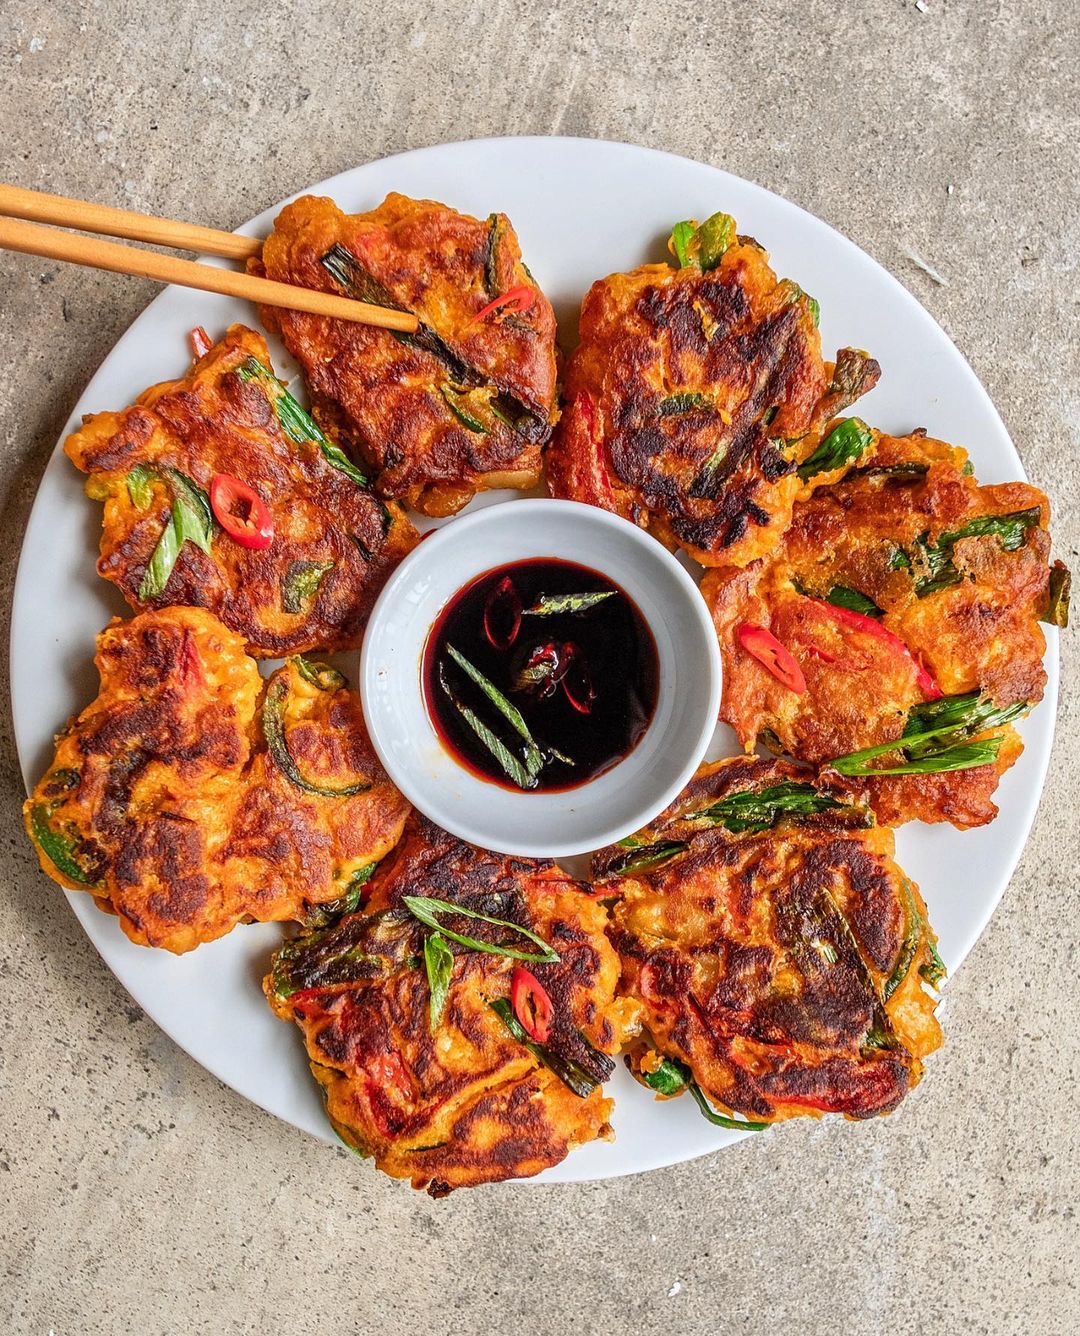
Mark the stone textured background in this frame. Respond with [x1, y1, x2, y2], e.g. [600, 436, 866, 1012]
[1, 3, 1077, 1333]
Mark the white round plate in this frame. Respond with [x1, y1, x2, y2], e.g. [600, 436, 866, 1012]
[11, 137, 1058, 1183]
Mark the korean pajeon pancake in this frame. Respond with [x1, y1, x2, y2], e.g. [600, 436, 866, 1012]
[702, 428, 1067, 828]
[595, 757, 944, 1125]
[266, 817, 633, 1195]
[65, 324, 417, 656]
[545, 210, 881, 566]
[23, 607, 410, 953]
[255, 193, 559, 517]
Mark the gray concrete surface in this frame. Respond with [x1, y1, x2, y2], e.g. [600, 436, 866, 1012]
[1, 2, 1077, 1333]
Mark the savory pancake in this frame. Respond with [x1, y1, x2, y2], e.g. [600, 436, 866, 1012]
[266, 817, 634, 1195]
[23, 608, 409, 953]
[545, 211, 881, 566]
[66, 324, 416, 656]
[702, 429, 1068, 827]
[255, 193, 559, 516]
[595, 757, 943, 1125]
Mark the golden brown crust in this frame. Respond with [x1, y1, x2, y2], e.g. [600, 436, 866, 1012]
[595, 758, 943, 1124]
[265, 817, 633, 1194]
[256, 193, 559, 514]
[545, 233, 876, 566]
[23, 608, 410, 953]
[703, 430, 1053, 827]
[65, 325, 416, 656]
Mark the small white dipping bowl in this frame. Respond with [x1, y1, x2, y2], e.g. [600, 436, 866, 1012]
[359, 499, 721, 858]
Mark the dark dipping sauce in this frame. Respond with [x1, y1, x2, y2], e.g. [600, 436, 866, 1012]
[422, 558, 659, 793]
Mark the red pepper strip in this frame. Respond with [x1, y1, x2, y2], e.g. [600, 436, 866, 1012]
[803, 644, 839, 665]
[177, 628, 204, 689]
[472, 284, 536, 324]
[209, 473, 274, 550]
[510, 965, 553, 1043]
[811, 600, 942, 699]
[483, 575, 522, 650]
[189, 326, 213, 359]
[736, 624, 807, 694]
[639, 962, 664, 1004]
[577, 392, 617, 507]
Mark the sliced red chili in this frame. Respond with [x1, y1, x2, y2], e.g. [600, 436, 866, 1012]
[189, 325, 213, 359]
[561, 646, 596, 714]
[515, 641, 572, 698]
[510, 965, 553, 1043]
[811, 601, 942, 699]
[473, 284, 536, 324]
[209, 473, 274, 550]
[736, 624, 807, 694]
[483, 575, 522, 650]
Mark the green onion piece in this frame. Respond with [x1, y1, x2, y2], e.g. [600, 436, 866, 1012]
[402, 895, 559, 964]
[440, 681, 536, 789]
[138, 469, 213, 601]
[796, 417, 873, 481]
[687, 1079, 768, 1131]
[126, 463, 156, 510]
[826, 348, 879, 414]
[294, 656, 346, 692]
[657, 392, 712, 416]
[685, 781, 852, 834]
[444, 646, 544, 776]
[488, 998, 599, 1098]
[270, 926, 388, 999]
[320, 243, 402, 309]
[282, 559, 334, 615]
[484, 214, 503, 296]
[807, 295, 821, 326]
[847, 461, 929, 481]
[670, 220, 695, 268]
[883, 881, 921, 1001]
[830, 692, 1027, 776]
[440, 384, 488, 433]
[27, 803, 101, 887]
[616, 835, 643, 850]
[920, 939, 947, 989]
[304, 863, 377, 928]
[696, 212, 735, 269]
[1044, 562, 1071, 628]
[423, 932, 455, 1033]
[604, 840, 688, 877]
[640, 1056, 689, 1097]
[833, 737, 1003, 777]
[825, 585, 884, 619]
[262, 675, 371, 798]
[522, 590, 615, 616]
[236, 357, 371, 488]
[913, 507, 1042, 596]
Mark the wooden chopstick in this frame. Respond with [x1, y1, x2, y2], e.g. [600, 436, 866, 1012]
[0, 183, 262, 261]
[0, 188, 419, 333]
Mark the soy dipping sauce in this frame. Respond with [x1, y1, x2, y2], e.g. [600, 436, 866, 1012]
[422, 559, 659, 793]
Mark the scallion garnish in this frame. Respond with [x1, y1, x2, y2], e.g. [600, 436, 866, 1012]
[911, 507, 1042, 596]
[444, 646, 544, 778]
[262, 674, 371, 798]
[423, 932, 454, 1033]
[402, 895, 559, 964]
[282, 559, 334, 614]
[138, 468, 214, 601]
[796, 417, 873, 481]
[685, 781, 854, 833]
[488, 998, 605, 1098]
[522, 591, 615, 616]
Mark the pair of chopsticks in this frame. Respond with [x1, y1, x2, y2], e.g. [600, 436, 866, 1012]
[0, 183, 418, 333]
